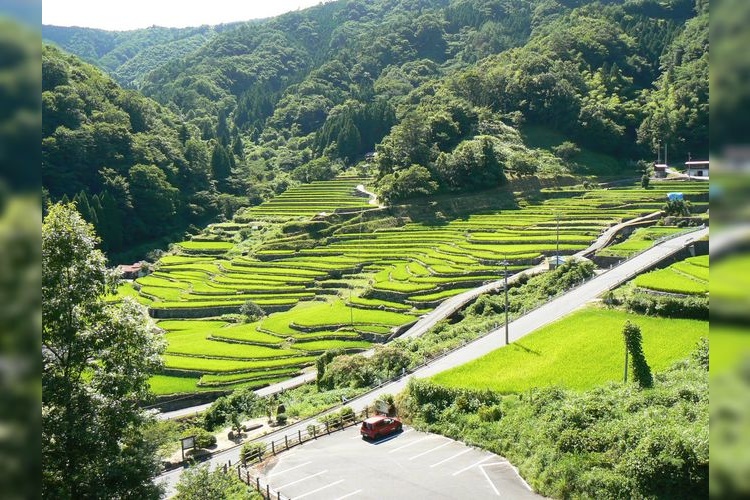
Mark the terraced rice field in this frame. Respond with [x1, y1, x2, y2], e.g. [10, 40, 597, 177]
[431, 307, 708, 392]
[634, 255, 709, 295]
[116, 176, 708, 395]
[596, 225, 688, 257]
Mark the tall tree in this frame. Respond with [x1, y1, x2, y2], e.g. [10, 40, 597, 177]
[42, 203, 166, 498]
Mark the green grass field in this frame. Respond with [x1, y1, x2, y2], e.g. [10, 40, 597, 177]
[431, 307, 707, 392]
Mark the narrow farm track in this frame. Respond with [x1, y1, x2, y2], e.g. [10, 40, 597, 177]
[157, 227, 707, 495]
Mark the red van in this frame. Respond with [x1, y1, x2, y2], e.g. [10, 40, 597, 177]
[360, 415, 402, 440]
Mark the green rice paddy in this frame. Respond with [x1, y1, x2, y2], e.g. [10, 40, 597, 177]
[118, 176, 708, 395]
[431, 307, 708, 392]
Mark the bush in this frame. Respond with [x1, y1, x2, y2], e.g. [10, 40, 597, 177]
[276, 413, 288, 425]
[478, 404, 503, 422]
[181, 427, 217, 449]
[623, 321, 653, 388]
[339, 406, 355, 421]
[239, 300, 265, 322]
[241, 442, 267, 464]
[623, 291, 708, 320]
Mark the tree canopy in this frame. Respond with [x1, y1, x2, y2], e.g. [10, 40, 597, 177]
[42, 202, 166, 498]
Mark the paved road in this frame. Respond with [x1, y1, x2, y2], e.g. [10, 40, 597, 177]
[157, 227, 707, 495]
[255, 425, 541, 500]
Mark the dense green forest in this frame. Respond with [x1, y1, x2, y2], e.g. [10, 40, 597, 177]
[43, 0, 708, 257]
[42, 23, 240, 88]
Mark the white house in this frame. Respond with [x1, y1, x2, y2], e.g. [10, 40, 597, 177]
[685, 160, 709, 178]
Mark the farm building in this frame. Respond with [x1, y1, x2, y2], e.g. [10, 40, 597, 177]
[547, 255, 566, 270]
[117, 261, 149, 279]
[685, 160, 709, 178]
[654, 163, 668, 178]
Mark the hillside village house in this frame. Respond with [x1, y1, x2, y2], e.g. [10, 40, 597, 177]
[117, 261, 149, 280]
[685, 160, 709, 178]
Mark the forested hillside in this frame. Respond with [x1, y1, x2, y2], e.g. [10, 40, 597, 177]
[42, 24, 239, 88]
[42, 45, 229, 258]
[43, 0, 708, 257]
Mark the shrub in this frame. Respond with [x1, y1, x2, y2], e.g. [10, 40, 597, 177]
[552, 141, 581, 160]
[623, 321, 653, 388]
[623, 291, 708, 320]
[276, 413, 288, 425]
[181, 427, 217, 449]
[240, 300, 266, 322]
[478, 404, 503, 422]
[241, 442, 267, 464]
[339, 406, 355, 421]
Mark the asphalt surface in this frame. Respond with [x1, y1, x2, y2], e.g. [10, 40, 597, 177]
[255, 425, 541, 500]
[158, 227, 707, 496]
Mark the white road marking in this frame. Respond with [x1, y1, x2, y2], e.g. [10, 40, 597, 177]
[430, 449, 471, 468]
[268, 461, 313, 477]
[479, 464, 500, 496]
[334, 489, 363, 500]
[452, 455, 493, 476]
[409, 441, 451, 460]
[294, 479, 345, 499]
[277, 470, 328, 490]
[388, 436, 432, 453]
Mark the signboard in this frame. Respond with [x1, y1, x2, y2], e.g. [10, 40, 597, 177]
[180, 435, 196, 460]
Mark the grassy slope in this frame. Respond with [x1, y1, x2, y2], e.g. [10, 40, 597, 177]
[432, 307, 707, 392]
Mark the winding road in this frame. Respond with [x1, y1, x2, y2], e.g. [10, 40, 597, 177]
[157, 226, 707, 495]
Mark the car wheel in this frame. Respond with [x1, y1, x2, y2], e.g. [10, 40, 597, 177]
[397, 424, 403, 432]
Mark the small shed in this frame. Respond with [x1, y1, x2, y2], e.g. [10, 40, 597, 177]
[653, 163, 668, 178]
[117, 261, 149, 280]
[547, 255, 566, 270]
[685, 160, 709, 178]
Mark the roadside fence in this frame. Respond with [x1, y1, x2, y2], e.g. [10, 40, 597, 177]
[229, 407, 374, 499]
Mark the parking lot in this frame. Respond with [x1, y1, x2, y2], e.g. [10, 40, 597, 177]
[255, 425, 542, 499]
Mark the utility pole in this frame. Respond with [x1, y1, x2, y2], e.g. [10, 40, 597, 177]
[503, 258, 509, 345]
[556, 214, 560, 262]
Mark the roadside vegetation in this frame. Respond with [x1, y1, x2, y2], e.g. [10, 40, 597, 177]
[397, 343, 708, 499]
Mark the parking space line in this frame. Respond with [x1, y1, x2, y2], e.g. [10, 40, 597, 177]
[333, 489, 363, 500]
[430, 449, 471, 468]
[479, 464, 500, 496]
[268, 461, 313, 477]
[409, 441, 451, 460]
[388, 435, 432, 453]
[277, 470, 327, 490]
[379, 428, 412, 445]
[452, 455, 493, 476]
[294, 479, 345, 499]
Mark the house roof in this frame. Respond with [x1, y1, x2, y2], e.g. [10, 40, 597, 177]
[118, 262, 143, 273]
[685, 160, 709, 166]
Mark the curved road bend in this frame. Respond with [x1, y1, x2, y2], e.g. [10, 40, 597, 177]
[158, 227, 707, 495]
[159, 211, 662, 420]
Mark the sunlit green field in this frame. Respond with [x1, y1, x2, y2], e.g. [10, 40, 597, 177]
[634, 255, 709, 295]
[431, 307, 708, 392]
[115, 177, 708, 395]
